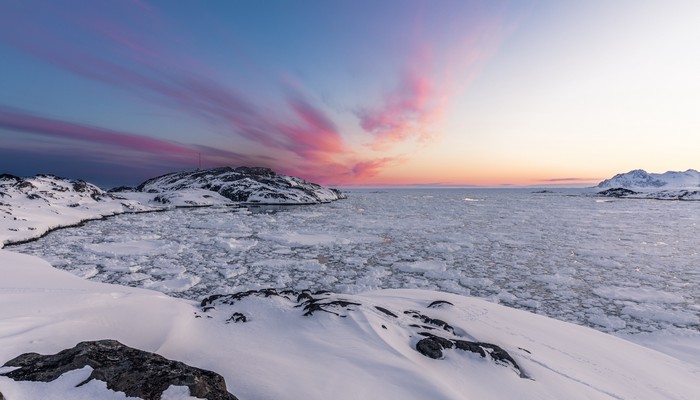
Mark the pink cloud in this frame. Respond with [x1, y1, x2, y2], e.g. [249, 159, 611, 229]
[356, 69, 445, 150]
[0, 107, 265, 169]
[356, 14, 508, 152]
[0, 5, 348, 170]
[275, 95, 346, 163]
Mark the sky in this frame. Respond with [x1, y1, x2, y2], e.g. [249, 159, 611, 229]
[1, 0, 699, 188]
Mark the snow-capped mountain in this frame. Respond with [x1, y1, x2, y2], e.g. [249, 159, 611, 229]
[597, 169, 700, 189]
[135, 167, 346, 205]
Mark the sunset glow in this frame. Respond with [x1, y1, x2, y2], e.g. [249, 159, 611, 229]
[1, 0, 698, 187]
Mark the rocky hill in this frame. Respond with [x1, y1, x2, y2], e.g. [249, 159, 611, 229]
[0, 174, 150, 247]
[134, 167, 346, 205]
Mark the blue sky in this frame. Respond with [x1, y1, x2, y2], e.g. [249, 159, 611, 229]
[1, 1, 698, 187]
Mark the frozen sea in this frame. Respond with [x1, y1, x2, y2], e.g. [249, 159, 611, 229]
[11, 189, 700, 336]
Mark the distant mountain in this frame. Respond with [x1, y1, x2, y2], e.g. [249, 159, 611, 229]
[597, 169, 700, 189]
[135, 167, 346, 205]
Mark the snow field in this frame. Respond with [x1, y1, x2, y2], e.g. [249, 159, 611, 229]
[2, 250, 700, 399]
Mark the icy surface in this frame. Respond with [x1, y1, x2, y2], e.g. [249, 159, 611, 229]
[11, 189, 700, 337]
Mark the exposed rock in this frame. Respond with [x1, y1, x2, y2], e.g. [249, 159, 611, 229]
[597, 188, 639, 198]
[0, 173, 22, 183]
[404, 310, 455, 334]
[416, 336, 450, 359]
[203, 288, 524, 378]
[202, 288, 361, 318]
[416, 333, 526, 378]
[647, 189, 700, 201]
[226, 312, 247, 323]
[375, 306, 398, 318]
[108, 185, 136, 193]
[427, 300, 454, 309]
[595, 187, 700, 201]
[135, 167, 346, 205]
[1, 339, 238, 400]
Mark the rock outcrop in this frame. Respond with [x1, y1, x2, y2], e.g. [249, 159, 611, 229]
[1, 339, 238, 400]
[200, 288, 526, 378]
[597, 188, 639, 198]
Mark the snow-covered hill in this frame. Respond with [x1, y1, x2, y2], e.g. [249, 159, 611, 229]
[595, 169, 700, 200]
[134, 167, 346, 205]
[1, 249, 699, 399]
[597, 169, 700, 189]
[0, 174, 152, 248]
[1, 168, 346, 247]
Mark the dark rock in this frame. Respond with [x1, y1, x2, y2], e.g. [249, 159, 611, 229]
[153, 195, 171, 204]
[404, 310, 454, 334]
[202, 289, 362, 318]
[1, 340, 238, 400]
[453, 339, 486, 357]
[427, 300, 454, 309]
[72, 180, 104, 201]
[597, 188, 639, 198]
[15, 181, 36, 192]
[416, 337, 448, 359]
[226, 312, 247, 323]
[415, 333, 526, 378]
[375, 306, 398, 318]
[109, 186, 135, 193]
[301, 299, 361, 317]
[0, 173, 22, 182]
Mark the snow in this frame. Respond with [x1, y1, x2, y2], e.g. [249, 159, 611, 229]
[136, 167, 344, 205]
[0, 366, 141, 400]
[0, 175, 153, 248]
[118, 189, 235, 208]
[597, 168, 700, 189]
[2, 249, 700, 399]
[2, 185, 700, 399]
